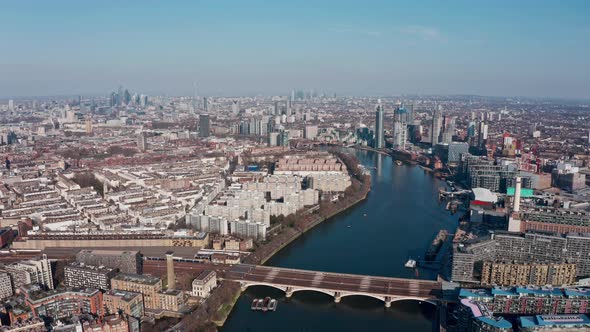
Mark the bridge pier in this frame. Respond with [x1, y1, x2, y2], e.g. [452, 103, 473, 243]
[385, 297, 392, 308]
[334, 292, 341, 303]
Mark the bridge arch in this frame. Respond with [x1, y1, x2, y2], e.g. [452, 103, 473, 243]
[338, 293, 386, 303]
[239, 282, 287, 293]
[389, 297, 437, 306]
[290, 288, 335, 298]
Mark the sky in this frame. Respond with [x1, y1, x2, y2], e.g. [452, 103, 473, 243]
[1, 0, 589, 99]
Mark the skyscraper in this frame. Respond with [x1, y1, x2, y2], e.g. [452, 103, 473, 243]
[199, 114, 210, 137]
[117, 86, 124, 106]
[286, 99, 292, 116]
[441, 116, 455, 144]
[374, 100, 384, 149]
[405, 103, 415, 124]
[203, 97, 208, 112]
[137, 132, 147, 152]
[231, 101, 239, 114]
[431, 105, 442, 145]
[392, 106, 408, 148]
[478, 121, 488, 148]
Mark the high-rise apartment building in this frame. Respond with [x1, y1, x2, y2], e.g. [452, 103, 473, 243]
[3, 255, 54, 290]
[199, 114, 210, 137]
[374, 101, 384, 149]
[64, 262, 117, 290]
[431, 105, 442, 145]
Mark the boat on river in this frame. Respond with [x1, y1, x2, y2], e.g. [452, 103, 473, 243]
[262, 297, 271, 312]
[268, 299, 278, 311]
[255, 299, 264, 310]
[404, 258, 417, 269]
[395, 160, 403, 166]
[251, 299, 259, 310]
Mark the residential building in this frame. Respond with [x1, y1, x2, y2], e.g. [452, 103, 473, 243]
[481, 262, 576, 287]
[374, 102, 384, 149]
[0, 271, 13, 300]
[23, 287, 103, 320]
[158, 289, 185, 312]
[77, 250, 142, 274]
[65, 262, 117, 290]
[111, 274, 162, 310]
[3, 255, 54, 290]
[103, 290, 144, 318]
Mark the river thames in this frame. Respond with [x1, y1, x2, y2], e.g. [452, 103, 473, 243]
[222, 149, 458, 331]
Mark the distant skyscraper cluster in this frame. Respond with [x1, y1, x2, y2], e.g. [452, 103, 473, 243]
[109, 86, 148, 107]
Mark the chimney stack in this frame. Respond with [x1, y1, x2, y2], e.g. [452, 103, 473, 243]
[166, 251, 176, 290]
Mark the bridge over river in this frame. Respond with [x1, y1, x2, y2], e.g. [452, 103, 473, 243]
[225, 264, 442, 307]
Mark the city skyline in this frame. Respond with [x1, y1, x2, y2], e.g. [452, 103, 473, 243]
[1, 0, 589, 99]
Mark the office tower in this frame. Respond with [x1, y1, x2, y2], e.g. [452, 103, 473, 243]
[291, 90, 295, 102]
[467, 121, 476, 137]
[137, 132, 147, 152]
[8, 99, 14, 111]
[441, 116, 455, 144]
[392, 106, 407, 148]
[374, 100, 384, 149]
[109, 92, 117, 107]
[478, 122, 488, 148]
[231, 100, 239, 114]
[203, 97, 208, 112]
[117, 86, 124, 106]
[274, 101, 280, 115]
[431, 106, 442, 145]
[405, 103, 415, 124]
[123, 89, 131, 105]
[286, 99, 292, 116]
[278, 130, 289, 147]
[199, 114, 210, 137]
[85, 118, 92, 134]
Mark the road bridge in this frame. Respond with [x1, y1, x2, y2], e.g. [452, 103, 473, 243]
[226, 264, 441, 307]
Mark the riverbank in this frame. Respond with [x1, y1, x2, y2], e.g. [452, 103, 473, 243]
[349, 144, 391, 156]
[211, 152, 371, 328]
[222, 148, 452, 332]
[213, 288, 242, 327]
[260, 182, 371, 265]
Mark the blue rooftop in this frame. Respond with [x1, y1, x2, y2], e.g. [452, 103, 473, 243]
[565, 288, 590, 298]
[477, 316, 512, 329]
[459, 289, 493, 299]
[519, 314, 590, 327]
[515, 287, 562, 297]
[491, 288, 518, 297]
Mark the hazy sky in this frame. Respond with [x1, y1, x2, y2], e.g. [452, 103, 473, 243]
[1, 0, 589, 98]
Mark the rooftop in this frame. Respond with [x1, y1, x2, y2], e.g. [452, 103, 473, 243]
[112, 273, 161, 286]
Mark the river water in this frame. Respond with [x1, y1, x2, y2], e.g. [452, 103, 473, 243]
[222, 149, 458, 332]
